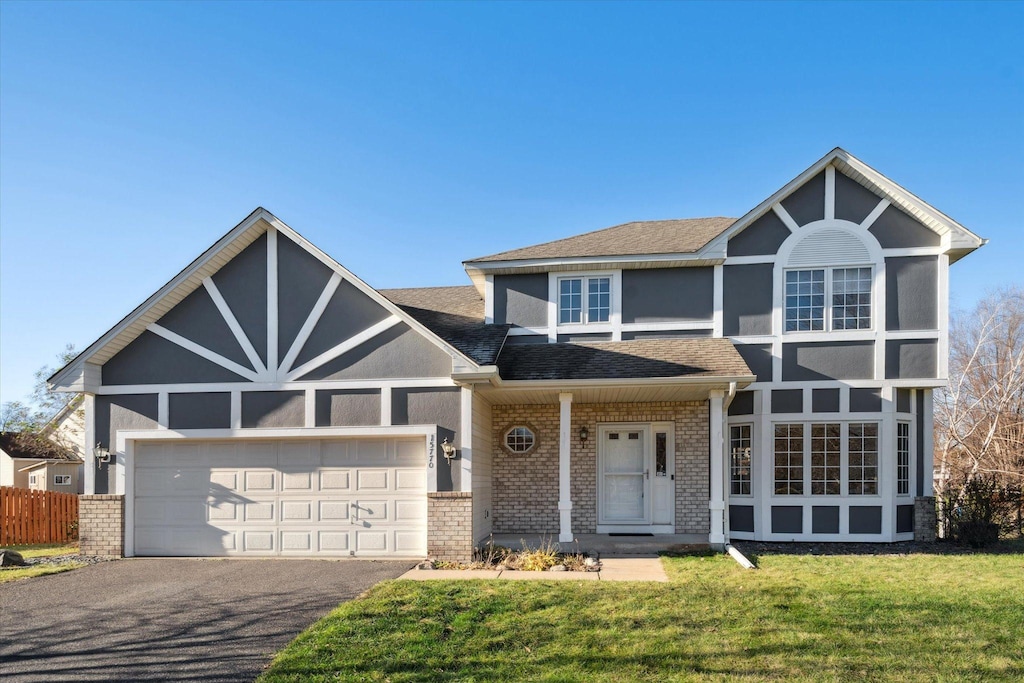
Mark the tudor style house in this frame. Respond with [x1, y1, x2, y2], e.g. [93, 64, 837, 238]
[50, 148, 984, 560]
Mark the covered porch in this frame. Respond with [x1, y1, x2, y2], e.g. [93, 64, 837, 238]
[465, 337, 756, 550]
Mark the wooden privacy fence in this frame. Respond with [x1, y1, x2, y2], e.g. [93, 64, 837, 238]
[0, 487, 79, 545]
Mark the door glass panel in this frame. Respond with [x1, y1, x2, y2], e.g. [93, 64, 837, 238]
[655, 433, 667, 476]
[605, 432, 643, 472]
[604, 475, 644, 520]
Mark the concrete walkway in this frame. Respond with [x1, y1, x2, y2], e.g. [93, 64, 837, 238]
[399, 556, 668, 582]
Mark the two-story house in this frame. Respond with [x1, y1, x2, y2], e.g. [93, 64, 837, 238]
[50, 148, 984, 560]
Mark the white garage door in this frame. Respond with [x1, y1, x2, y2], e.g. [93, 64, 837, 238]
[133, 438, 427, 557]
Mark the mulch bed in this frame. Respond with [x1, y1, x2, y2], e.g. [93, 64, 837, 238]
[733, 539, 1024, 558]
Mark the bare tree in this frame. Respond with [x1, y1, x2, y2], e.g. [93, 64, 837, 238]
[0, 344, 78, 433]
[935, 286, 1024, 535]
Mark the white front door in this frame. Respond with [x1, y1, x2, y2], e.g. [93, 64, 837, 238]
[598, 423, 675, 533]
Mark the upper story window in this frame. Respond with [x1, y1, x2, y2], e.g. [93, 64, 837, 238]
[558, 276, 610, 325]
[785, 266, 872, 332]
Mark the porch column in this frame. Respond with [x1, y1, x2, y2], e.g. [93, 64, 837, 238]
[558, 392, 573, 543]
[709, 390, 726, 546]
[83, 393, 96, 495]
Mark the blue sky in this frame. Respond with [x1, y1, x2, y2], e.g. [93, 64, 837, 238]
[1, 1, 1022, 407]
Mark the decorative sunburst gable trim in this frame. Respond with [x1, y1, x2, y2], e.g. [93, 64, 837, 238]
[706, 148, 986, 258]
[50, 208, 482, 393]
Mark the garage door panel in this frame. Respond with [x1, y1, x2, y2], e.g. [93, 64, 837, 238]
[395, 469, 425, 491]
[318, 470, 351, 491]
[243, 471, 275, 492]
[134, 438, 425, 557]
[281, 500, 312, 521]
[356, 469, 388, 491]
[282, 471, 312, 490]
[244, 501, 275, 521]
[319, 500, 352, 521]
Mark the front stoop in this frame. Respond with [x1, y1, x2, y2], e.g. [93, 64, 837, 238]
[427, 492, 474, 563]
[79, 495, 125, 557]
[399, 557, 667, 582]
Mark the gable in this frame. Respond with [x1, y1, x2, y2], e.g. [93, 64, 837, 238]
[52, 209, 478, 392]
[715, 148, 984, 259]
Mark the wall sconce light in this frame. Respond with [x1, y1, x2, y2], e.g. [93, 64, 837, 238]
[440, 438, 457, 465]
[579, 426, 589, 445]
[93, 444, 111, 466]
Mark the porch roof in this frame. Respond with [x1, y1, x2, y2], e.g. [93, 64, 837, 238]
[495, 338, 752, 381]
[475, 338, 755, 404]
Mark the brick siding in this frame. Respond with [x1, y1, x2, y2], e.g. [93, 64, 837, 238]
[79, 494, 124, 557]
[492, 401, 710, 536]
[428, 492, 474, 562]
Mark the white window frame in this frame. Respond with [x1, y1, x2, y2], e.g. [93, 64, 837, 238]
[896, 421, 911, 496]
[29, 474, 38, 486]
[54, 474, 72, 486]
[772, 420, 881, 497]
[784, 265, 874, 333]
[556, 274, 614, 327]
[730, 424, 753, 496]
[503, 425, 537, 455]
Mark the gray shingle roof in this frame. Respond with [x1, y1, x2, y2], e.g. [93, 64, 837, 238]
[466, 218, 736, 264]
[495, 338, 753, 381]
[378, 286, 509, 366]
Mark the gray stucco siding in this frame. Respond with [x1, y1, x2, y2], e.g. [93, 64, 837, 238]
[812, 388, 840, 413]
[211, 232, 268, 366]
[155, 286, 252, 369]
[728, 391, 754, 416]
[869, 205, 941, 248]
[276, 233, 335, 361]
[621, 268, 713, 323]
[735, 344, 773, 383]
[502, 335, 549, 346]
[291, 280, 392, 368]
[771, 506, 803, 534]
[315, 389, 381, 427]
[834, 171, 884, 225]
[885, 340, 938, 379]
[621, 329, 713, 340]
[727, 211, 791, 257]
[771, 389, 803, 414]
[812, 506, 840, 534]
[297, 324, 453, 381]
[782, 341, 874, 381]
[168, 392, 231, 430]
[780, 170, 825, 227]
[886, 257, 938, 331]
[729, 505, 754, 532]
[102, 331, 250, 385]
[849, 506, 883, 534]
[849, 388, 882, 412]
[392, 387, 461, 492]
[494, 274, 548, 328]
[95, 394, 159, 494]
[240, 391, 305, 428]
[723, 264, 773, 336]
[557, 332, 613, 343]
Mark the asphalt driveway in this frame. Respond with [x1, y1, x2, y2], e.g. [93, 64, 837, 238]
[0, 558, 413, 682]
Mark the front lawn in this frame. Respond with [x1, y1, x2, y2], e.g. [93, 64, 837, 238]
[260, 549, 1024, 682]
[0, 543, 85, 583]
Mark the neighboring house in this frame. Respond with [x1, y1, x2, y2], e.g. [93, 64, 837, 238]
[49, 148, 984, 560]
[0, 431, 83, 492]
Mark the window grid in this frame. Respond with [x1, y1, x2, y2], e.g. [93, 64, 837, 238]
[730, 424, 752, 495]
[785, 269, 825, 331]
[505, 426, 536, 454]
[587, 277, 610, 323]
[558, 278, 582, 324]
[54, 475, 71, 486]
[810, 423, 841, 495]
[848, 422, 879, 495]
[897, 422, 911, 496]
[832, 267, 872, 330]
[774, 424, 804, 495]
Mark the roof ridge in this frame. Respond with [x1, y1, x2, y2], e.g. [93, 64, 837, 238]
[465, 216, 737, 264]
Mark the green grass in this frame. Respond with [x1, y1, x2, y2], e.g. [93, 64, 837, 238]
[0, 543, 84, 583]
[260, 549, 1024, 682]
